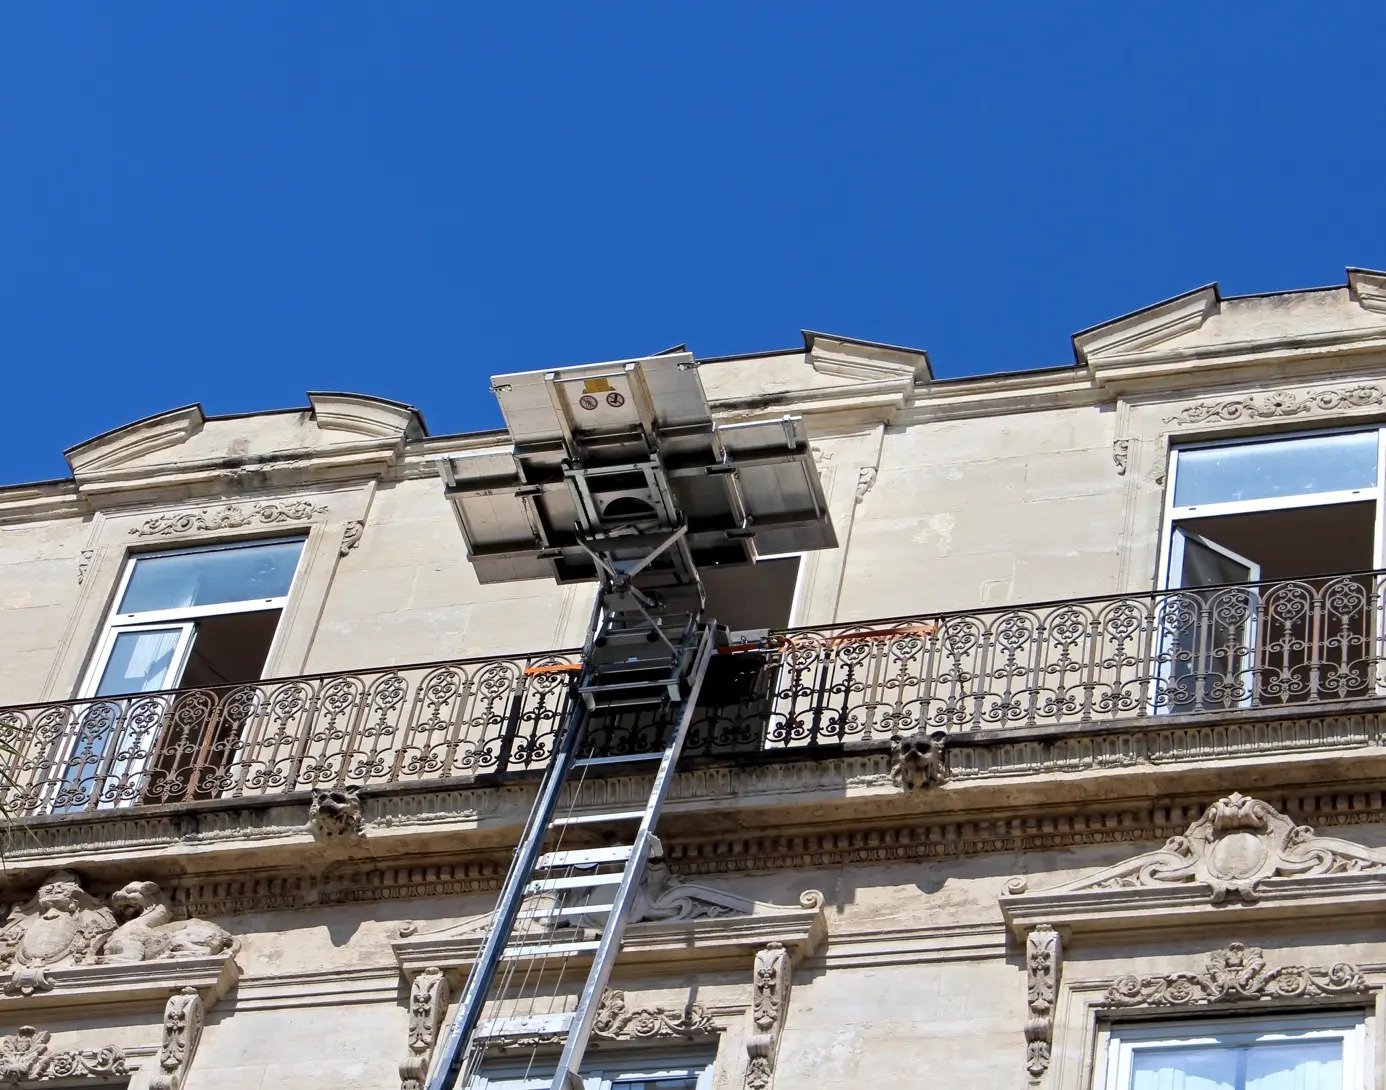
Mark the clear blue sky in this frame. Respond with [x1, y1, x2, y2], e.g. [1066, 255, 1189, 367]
[3, 4, 1385, 485]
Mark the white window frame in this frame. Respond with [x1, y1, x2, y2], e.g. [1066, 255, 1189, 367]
[1155, 426, 1386, 714]
[1099, 1012, 1369, 1090]
[78, 536, 307, 699]
[472, 1049, 714, 1090]
[50, 537, 308, 812]
[1158, 424, 1386, 594]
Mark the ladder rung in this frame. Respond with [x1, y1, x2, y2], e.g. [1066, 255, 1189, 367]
[535, 845, 633, 868]
[526, 871, 626, 894]
[573, 752, 667, 768]
[476, 1012, 574, 1039]
[550, 810, 648, 827]
[500, 939, 602, 960]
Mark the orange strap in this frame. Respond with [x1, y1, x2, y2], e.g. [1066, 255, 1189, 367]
[523, 662, 583, 676]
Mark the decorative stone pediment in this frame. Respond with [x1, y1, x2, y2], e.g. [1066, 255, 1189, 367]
[393, 871, 826, 979]
[1002, 793, 1386, 941]
[1058, 792, 1386, 904]
[65, 405, 206, 476]
[306, 392, 425, 440]
[0, 871, 238, 1007]
[1075, 284, 1220, 370]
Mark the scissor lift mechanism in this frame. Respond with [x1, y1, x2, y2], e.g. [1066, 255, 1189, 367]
[429, 353, 834, 1090]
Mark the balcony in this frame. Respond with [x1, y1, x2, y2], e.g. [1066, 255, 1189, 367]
[2, 569, 1383, 819]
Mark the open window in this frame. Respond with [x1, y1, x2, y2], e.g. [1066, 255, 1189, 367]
[1160, 427, 1385, 712]
[58, 537, 305, 808]
[1101, 1014, 1367, 1090]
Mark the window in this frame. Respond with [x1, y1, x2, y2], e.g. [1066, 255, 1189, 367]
[58, 538, 305, 807]
[1160, 426, 1386, 712]
[1102, 1016, 1367, 1090]
[474, 1054, 713, 1090]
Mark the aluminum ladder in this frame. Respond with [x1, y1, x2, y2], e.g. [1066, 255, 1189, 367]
[425, 608, 717, 1090]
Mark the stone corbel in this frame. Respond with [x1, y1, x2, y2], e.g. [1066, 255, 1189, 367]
[400, 967, 450, 1090]
[1024, 925, 1061, 1085]
[744, 942, 791, 1090]
[149, 987, 204, 1090]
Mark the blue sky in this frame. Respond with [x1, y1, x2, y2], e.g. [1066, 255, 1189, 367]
[3, 4, 1385, 485]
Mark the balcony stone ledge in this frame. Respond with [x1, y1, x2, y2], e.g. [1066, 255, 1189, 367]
[5, 704, 1386, 912]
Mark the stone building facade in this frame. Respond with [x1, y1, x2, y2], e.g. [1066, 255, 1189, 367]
[2, 269, 1386, 1088]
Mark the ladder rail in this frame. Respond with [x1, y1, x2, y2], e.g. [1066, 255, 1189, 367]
[550, 625, 716, 1090]
[423, 595, 605, 1090]
[423, 693, 585, 1090]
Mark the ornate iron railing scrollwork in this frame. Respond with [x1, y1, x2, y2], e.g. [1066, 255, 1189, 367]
[0, 569, 1382, 816]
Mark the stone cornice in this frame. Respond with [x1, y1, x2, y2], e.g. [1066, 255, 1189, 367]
[0, 956, 239, 1017]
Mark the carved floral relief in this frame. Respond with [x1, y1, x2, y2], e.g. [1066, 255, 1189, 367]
[0, 1026, 127, 1085]
[1104, 943, 1368, 1008]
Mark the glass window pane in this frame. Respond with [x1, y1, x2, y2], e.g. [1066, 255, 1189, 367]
[1245, 1038, 1341, 1090]
[1174, 431, 1378, 508]
[119, 539, 304, 614]
[1132, 1044, 1239, 1090]
[94, 627, 185, 696]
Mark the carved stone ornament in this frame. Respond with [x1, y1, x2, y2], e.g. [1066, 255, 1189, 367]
[150, 986, 205, 1090]
[0, 871, 236, 995]
[309, 786, 366, 840]
[0, 1025, 127, 1084]
[0, 872, 116, 995]
[1025, 925, 1061, 1084]
[1104, 942, 1368, 1008]
[340, 518, 365, 556]
[854, 466, 877, 504]
[745, 942, 790, 1090]
[487, 989, 719, 1052]
[1163, 383, 1386, 426]
[129, 500, 327, 538]
[1111, 439, 1131, 475]
[104, 881, 237, 964]
[1054, 792, 1386, 904]
[400, 967, 449, 1090]
[592, 989, 717, 1041]
[890, 730, 949, 791]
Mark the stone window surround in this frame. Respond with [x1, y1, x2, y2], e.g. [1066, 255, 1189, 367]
[1057, 965, 1382, 1090]
[1003, 790, 1386, 1089]
[43, 483, 375, 703]
[1110, 380, 1386, 592]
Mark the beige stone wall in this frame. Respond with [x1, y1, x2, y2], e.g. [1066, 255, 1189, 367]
[0, 512, 91, 705]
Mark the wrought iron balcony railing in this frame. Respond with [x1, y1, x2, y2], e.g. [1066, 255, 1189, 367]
[2, 569, 1383, 817]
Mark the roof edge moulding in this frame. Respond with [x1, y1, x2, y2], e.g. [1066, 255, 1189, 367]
[1072, 284, 1221, 377]
[306, 391, 427, 440]
[802, 329, 933, 384]
[1076, 268, 1386, 397]
[1347, 267, 1386, 314]
[65, 404, 208, 476]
